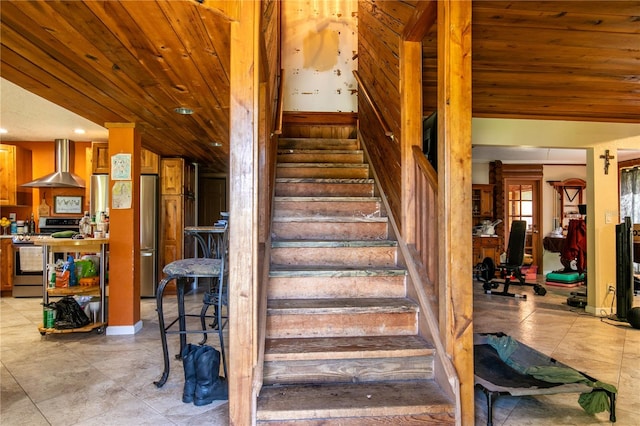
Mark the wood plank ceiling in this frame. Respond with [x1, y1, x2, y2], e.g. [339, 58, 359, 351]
[0, 0, 231, 172]
[423, 1, 640, 122]
[1, 1, 638, 173]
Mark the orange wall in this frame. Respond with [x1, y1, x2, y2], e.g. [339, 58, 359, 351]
[4, 141, 91, 224]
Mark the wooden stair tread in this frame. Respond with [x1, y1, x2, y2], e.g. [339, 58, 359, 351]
[274, 196, 380, 202]
[271, 239, 397, 248]
[279, 137, 357, 142]
[257, 380, 454, 421]
[267, 298, 417, 314]
[269, 266, 406, 277]
[277, 163, 369, 168]
[277, 149, 363, 154]
[276, 177, 374, 184]
[265, 335, 434, 361]
[272, 215, 388, 223]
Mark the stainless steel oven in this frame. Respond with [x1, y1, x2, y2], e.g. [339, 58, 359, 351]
[13, 241, 43, 297]
[12, 217, 80, 297]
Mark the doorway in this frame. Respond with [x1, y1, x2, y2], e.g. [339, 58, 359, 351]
[198, 175, 227, 226]
[505, 180, 541, 267]
[491, 162, 543, 270]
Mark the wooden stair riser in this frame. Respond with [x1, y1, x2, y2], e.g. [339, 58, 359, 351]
[276, 164, 370, 179]
[262, 355, 434, 385]
[256, 381, 455, 424]
[277, 150, 364, 164]
[257, 413, 455, 425]
[266, 311, 418, 339]
[275, 179, 375, 197]
[278, 138, 360, 151]
[270, 245, 397, 268]
[268, 275, 406, 299]
[273, 198, 382, 218]
[272, 221, 388, 240]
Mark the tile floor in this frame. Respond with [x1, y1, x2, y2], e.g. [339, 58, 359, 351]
[0, 290, 229, 425]
[1, 280, 638, 425]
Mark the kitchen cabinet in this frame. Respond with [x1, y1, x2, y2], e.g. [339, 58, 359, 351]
[472, 184, 494, 220]
[91, 142, 110, 174]
[140, 148, 160, 174]
[159, 158, 196, 284]
[34, 237, 109, 334]
[0, 144, 33, 206]
[473, 236, 502, 268]
[91, 142, 160, 174]
[0, 238, 13, 295]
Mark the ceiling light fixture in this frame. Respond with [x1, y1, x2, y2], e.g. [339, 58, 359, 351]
[174, 107, 194, 115]
[74, 128, 86, 134]
[0, 128, 7, 134]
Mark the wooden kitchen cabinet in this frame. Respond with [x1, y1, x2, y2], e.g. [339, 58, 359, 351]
[0, 144, 33, 206]
[91, 142, 110, 174]
[473, 236, 502, 267]
[159, 158, 196, 281]
[140, 148, 159, 174]
[0, 238, 14, 295]
[472, 184, 494, 220]
[91, 142, 159, 174]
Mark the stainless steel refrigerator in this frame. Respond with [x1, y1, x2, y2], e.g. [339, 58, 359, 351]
[90, 174, 158, 297]
[139, 174, 158, 297]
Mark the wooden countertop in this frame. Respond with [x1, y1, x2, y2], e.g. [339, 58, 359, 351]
[33, 237, 109, 252]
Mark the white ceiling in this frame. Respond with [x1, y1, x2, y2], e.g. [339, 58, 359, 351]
[1, 77, 638, 163]
[0, 78, 108, 143]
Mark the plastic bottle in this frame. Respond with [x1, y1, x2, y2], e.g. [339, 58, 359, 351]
[80, 211, 92, 236]
[47, 264, 56, 289]
[10, 219, 17, 235]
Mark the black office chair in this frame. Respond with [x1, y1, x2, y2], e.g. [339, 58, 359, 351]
[476, 220, 546, 298]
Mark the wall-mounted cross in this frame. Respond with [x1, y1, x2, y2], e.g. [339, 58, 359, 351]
[599, 149, 614, 175]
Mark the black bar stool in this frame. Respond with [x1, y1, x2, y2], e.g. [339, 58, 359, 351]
[154, 256, 228, 388]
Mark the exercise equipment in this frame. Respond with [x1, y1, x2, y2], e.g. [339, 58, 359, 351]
[475, 220, 546, 298]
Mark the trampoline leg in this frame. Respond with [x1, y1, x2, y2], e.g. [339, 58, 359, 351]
[609, 391, 616, 422]
[483, 388, 497, 426]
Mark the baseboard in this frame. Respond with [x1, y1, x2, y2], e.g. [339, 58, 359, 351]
[106, 320, 143, 335]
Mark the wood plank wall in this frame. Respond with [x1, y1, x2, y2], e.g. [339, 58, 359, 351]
[357, 0, 419, 227]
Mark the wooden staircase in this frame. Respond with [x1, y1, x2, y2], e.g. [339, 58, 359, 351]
[256, 136, 455, 424]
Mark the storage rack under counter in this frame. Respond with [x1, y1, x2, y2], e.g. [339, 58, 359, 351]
[33, 237, 109, 335]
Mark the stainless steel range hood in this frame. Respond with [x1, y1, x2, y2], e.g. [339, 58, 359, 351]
[22, 139, 85, 188]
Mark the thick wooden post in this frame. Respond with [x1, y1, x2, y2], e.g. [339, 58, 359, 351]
[104, 123, 141, 335]
[437, 1, 474, 424]
[228, 1, 259, 424]
[400, 40, 422, 244]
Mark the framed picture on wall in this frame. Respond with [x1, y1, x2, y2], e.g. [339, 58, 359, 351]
[54, 196, 83, 214]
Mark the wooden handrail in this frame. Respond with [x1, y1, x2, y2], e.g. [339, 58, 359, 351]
[412, 145, 438, 189]
[271, 69, 284, 136]
[352, 71, 394, 140]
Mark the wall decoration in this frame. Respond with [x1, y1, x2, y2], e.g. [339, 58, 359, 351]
[54, 196, 83, 214]
[111, 153, 132, 180]
[112, 181, 132, 209]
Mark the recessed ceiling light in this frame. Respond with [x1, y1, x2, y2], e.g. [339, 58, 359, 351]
[74, 128, 86, 134]
[174, 107, 194, 115]
[0, 128, 7, 134]
[209, 142, 222, 147]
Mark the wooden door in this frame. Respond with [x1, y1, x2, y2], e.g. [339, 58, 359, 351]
[198, 176, 227, 226]
[504, 180, 542, 267]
